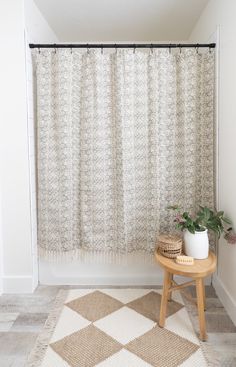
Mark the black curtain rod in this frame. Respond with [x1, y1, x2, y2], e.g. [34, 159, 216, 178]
[29, 43, 216, 49]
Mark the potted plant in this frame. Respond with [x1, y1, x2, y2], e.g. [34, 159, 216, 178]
[167, 205, 235, 259]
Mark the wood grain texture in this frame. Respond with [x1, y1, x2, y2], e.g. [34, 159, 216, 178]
[159, 270, 172, 327]
[155, 250, 217, 278]
[196, 278, 207, 341]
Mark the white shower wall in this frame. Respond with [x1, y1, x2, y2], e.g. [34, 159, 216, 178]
[24, 0, 57, 289]
[25, 35, 38, 290]
[24, 0, 58, 291]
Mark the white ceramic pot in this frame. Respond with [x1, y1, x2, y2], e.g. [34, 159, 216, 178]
[183, 229, 209, 259]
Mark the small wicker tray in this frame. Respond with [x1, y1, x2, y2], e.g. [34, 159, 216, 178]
[157, 234, 182, 258]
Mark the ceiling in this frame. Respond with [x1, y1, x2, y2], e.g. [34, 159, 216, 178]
[34, 0, 209, 42]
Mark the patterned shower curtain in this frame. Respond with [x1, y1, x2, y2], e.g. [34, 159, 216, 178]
[33, 48, 215, 261]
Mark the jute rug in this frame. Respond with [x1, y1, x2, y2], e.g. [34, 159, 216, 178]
[25, 289, 218, 367]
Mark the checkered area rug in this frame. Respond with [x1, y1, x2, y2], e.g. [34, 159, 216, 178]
[27, 289, 209, 367]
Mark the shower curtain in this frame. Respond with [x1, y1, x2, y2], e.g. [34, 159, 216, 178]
[34, 48, 215, 261]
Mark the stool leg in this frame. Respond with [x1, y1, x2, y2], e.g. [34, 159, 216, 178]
[202, 279, 206, 311]
[168, 273, 173, 301]
[196, 278, 207, 341]
[159, 270, 172, 327]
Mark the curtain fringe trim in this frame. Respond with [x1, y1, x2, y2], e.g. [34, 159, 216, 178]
[25, 289, 68, 367]
[38, 247, 155, 265]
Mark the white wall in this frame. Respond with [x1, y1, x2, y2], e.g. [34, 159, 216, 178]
[0, 191, 3, 295]
[0, 0, 33, 293]
[24, 0, 58, 292]
[24, 0, 58, 43]
[0, 0, 57, 294]
[190, 0, 236, 324]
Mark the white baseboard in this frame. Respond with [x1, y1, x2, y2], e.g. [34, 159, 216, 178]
[2, 273, 211, 292]
[2, 275, 37, 294]
[213, 274, 236, 326]
[39, 274, 212, 286]
[40, 275, 164, 286]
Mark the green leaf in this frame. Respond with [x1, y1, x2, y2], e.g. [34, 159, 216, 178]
[183, 212, 189, 220]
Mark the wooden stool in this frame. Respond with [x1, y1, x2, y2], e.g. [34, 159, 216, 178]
[155, 250, 217, 341]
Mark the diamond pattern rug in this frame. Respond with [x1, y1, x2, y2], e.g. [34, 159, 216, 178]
[26, 289, 209, 367]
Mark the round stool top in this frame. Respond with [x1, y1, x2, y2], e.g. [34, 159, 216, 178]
[155, 250, 217, 278]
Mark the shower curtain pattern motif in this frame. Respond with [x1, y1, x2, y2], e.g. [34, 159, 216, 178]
[34, 49, 214, 259]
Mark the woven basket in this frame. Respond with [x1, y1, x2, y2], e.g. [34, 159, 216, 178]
[157, 234, 182, 258]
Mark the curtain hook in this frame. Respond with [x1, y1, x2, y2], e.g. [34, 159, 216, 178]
[133, 44, 136, 54]
[169, 43, 171, 54]
[115, 43, 117, 54]
[196, 44, 199, 55]
[209, 45, 212, 54]
[101, 44, 103, 54]
[179, 44, 182, 54]
[87, 43, 89, 54]
[38, 47, 40, 54]
[150, 43, 153, 54]
[70, 47, 72, 54]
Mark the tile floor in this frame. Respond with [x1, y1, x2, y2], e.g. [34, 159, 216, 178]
[0, 285, 235, 367]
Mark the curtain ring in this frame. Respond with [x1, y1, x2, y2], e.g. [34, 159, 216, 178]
[101, 45, 103, 54]
[196, 44, 199, 55]
[209, 46, 212, 54]
[179, 44, 182, 54]
[150, 43, 153, 54]
[115, 43, 117, 54]
[38, 47, 40, 54]
[70, 47, 72, 54]
[133, 44, 136, 54]
[87, 43, 89, 54]
[169, 43, 171, 54]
